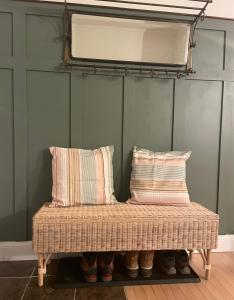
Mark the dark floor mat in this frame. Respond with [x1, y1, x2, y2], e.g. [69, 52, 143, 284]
[54, 255, 200, 289]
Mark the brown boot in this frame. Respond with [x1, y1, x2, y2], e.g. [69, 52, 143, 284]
[80, 252, 97, 283]
[140, 251, 154, 278]
[98, 252, 115, 282]
[125, 251, 139, 278]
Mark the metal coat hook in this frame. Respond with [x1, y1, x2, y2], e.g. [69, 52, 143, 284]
[63, 62, 194, 78]
[201, 12, 206, 21]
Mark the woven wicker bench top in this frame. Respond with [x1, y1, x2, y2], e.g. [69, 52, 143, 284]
[34, 202, 218, 222]
[33, 202, 219, 253]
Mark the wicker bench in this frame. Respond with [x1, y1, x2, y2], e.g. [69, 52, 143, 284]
[32, 202, 219, 286]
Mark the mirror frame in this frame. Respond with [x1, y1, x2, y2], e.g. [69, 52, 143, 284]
[63, 10, 193, 75]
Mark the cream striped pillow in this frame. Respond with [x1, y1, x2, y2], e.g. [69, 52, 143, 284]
[50, 146, 117, 206]
[128, 147, 191, 206]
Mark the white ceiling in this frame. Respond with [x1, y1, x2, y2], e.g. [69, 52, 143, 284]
[37, 0, 234, 20]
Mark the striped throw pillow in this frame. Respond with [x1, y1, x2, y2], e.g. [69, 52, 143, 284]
[128, 147, 191, 206]
[50, 146, 117, 206]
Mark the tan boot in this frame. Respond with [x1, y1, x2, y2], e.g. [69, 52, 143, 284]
[125, 251, 139, 278]
[140, 251, 154, 278]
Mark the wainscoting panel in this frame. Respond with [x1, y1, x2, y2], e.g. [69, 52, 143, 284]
[26, 14, 63, 60]
[0, 12, 13, 57]
[219, 82, 234, 234]
[71, 73, 123, 199]
[193, 29, 225, 71]
[173, 80, 222, 211]
[0, 0, 234, 239]
[0, 69, 14, 240]
[27, 70, 70, 236]
[225, 31, 234, 71]
[123, 77, 174, 199]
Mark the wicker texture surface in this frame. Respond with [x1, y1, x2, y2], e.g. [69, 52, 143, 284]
[33, 202, 219, 253]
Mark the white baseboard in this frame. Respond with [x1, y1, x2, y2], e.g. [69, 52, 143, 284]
[0, 235, 233, 261]
[214, 234, 234, 252]
[0, 241, 36, 261]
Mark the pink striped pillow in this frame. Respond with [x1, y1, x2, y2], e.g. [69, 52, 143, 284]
[128, 147, 191, 206]
[50, 146, 117, 207]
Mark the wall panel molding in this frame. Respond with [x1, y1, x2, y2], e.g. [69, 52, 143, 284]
[218, 81, 234, 234]
[193, 29, 225, 71]
[11, 10, 28, 240]
[225, 31, 234, 71]
[0, 69, 14, 240]
[26, 14, 63, 60]
[71, 73, 123, 199]
[26, 70, 70, 237]
[123, 77, 174, 200]
[0, 1, 234, 240]
[173, 80, 222, 211]
[0, 12, 13, 57]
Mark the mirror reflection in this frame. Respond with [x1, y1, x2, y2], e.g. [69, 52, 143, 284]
[71, 14, 191, 66]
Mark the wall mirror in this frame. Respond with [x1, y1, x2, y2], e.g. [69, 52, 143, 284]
[71, 13, 191, 66]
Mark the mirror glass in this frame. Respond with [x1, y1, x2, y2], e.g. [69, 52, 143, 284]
[71, 14, 191, 66]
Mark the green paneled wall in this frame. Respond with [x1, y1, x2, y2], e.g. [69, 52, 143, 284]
[0, 69, 14, 240]
[0, 0, 234, 240]
[174, 80, 222, 211]
[219, 82, 234, 234]
[27, 71, 70, 236]
[123, 78, 174, 199]
[71, 74, 123, 197]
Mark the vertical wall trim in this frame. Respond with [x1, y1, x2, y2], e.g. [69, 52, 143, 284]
[121, 75, 125, 200]
[216, 80, 224, 214]
[69, 72, 71, 147]
[26, 70, 29, 240]
[11, 12, 14, 57]
[13, 10, 28, 240]
[171, 78, 176, 151]
[223, 31, 227, 70]
[11, 69, 15, 215]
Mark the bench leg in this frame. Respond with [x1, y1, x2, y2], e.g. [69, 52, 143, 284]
[198, 249, 211, 280]
[38, 253, 52, 287]
[38, 254, 44, 287]
[205, 249, 211, 280]
[189, 249, 194, 260]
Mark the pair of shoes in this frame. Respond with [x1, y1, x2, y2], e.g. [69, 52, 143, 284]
[81, 252, 114, 282]
[156, 250, 191, 275]
[125, 251, 154, 278]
